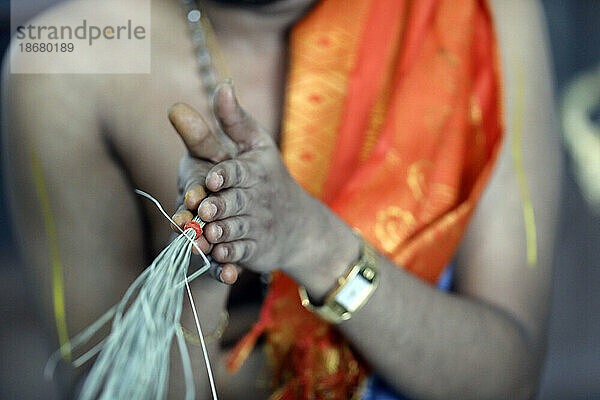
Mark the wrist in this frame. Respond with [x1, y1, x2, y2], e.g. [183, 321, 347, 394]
[283, 202, 361, 302]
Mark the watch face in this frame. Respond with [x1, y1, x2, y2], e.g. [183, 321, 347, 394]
[335, 275, 371, 311]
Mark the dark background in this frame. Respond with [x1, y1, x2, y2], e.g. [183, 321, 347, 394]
[0, 1, 598, 399]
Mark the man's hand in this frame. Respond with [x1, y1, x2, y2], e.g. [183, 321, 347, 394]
[169, 84, 360, 298]
[171, 83, 357, 290]
[169, 101, 241, 284]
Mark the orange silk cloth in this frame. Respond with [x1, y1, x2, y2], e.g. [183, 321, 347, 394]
[227, 0, 503, 399]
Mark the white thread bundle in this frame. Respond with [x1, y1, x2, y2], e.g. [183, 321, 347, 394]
[45, 190, 218, 400]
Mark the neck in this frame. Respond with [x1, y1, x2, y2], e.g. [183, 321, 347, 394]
[198, 0, 317, 37]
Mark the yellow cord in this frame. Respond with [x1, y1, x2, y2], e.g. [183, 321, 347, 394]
[30, 148, 71, 359]
[511, 65, 538, 267]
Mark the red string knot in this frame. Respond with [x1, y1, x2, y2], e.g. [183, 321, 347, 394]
[184, 221, 203, 240]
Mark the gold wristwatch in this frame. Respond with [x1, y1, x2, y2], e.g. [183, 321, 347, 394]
[298, 235, 379, 324]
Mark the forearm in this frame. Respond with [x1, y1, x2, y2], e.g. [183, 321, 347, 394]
[344, 259, 536, 400]
[287, 212, 538, 400]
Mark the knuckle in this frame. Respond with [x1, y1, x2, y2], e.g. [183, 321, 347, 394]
[215, 244, 229, 262]
[229, 243, 243, 262]
[233, 189, 245, 213]
[222, 243, 238, 262]
[189, 129, 211, 150]
[219, 221, 231, 241]
[183, 179, 199, 194]
[238, 218, 250, 237]
[234, 160, 244, 185]
[241, 241, 255, 262]
[227, 244, 236, 261]
[215, 197, 226, 217]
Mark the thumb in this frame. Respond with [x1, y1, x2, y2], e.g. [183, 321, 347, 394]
[212, 81, 267, 150]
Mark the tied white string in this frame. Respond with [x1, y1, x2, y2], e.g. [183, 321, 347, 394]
[135, 189, 218, 400]
[184, 277, 218, 400]
[45, 190, 219, 400]
[134, 189, 206, 257]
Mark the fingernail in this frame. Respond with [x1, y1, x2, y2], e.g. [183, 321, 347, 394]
[210, 172, 224, 190]
[215, 265, 224, 282]
[214, 225, 223, 240]
[222, 246, 229, 258]
[220, 266, 236, 285]
[203, 202, 217, 219]
[172, 212, 182, 224]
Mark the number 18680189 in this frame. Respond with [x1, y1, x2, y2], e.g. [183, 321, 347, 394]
[19, 42, 74, 53]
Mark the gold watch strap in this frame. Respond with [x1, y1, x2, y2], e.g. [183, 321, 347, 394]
[298, 235, 379, 324]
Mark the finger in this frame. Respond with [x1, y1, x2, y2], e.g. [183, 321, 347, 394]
[172, 204, 193, 232]
[184, 184, 207, 211]
[198, 188, 252, 222]
[171, 207, 211, 253]
[178, 156, 211, 209]
[212, 83, 268, 149]
[191, 234, 212, 255]
[168, 103, 231, 162]
[219, 263, 239, 285]
[205, 159, 261, 192]
[206, 262, 240, 285]
[178, 155, 211, 190]
[190, 252, 221, 281]
[212, 240, 257, 265]
[169, 229, 210, 257]
[204, 216, 253, 244]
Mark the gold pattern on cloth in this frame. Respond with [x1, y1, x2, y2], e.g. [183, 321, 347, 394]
[358, 16, 406, 163]
[360, 96, 388, 162]
[227, 1, 506, 399]
[280, 1, 370, 198]
[407, 160, 433, 201]
[424, 105, 452, 135]
[329, 0, 488, 285]
[375, 207, 417, 253]
[322, 347, 340, 375]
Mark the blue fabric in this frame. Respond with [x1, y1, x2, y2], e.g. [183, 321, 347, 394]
[363, 375, 408, 400]
[362, 264, 454, 400]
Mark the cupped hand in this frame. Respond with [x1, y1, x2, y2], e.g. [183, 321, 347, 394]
[171, 83, 326, 280]
[168, 102, 240, 284]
